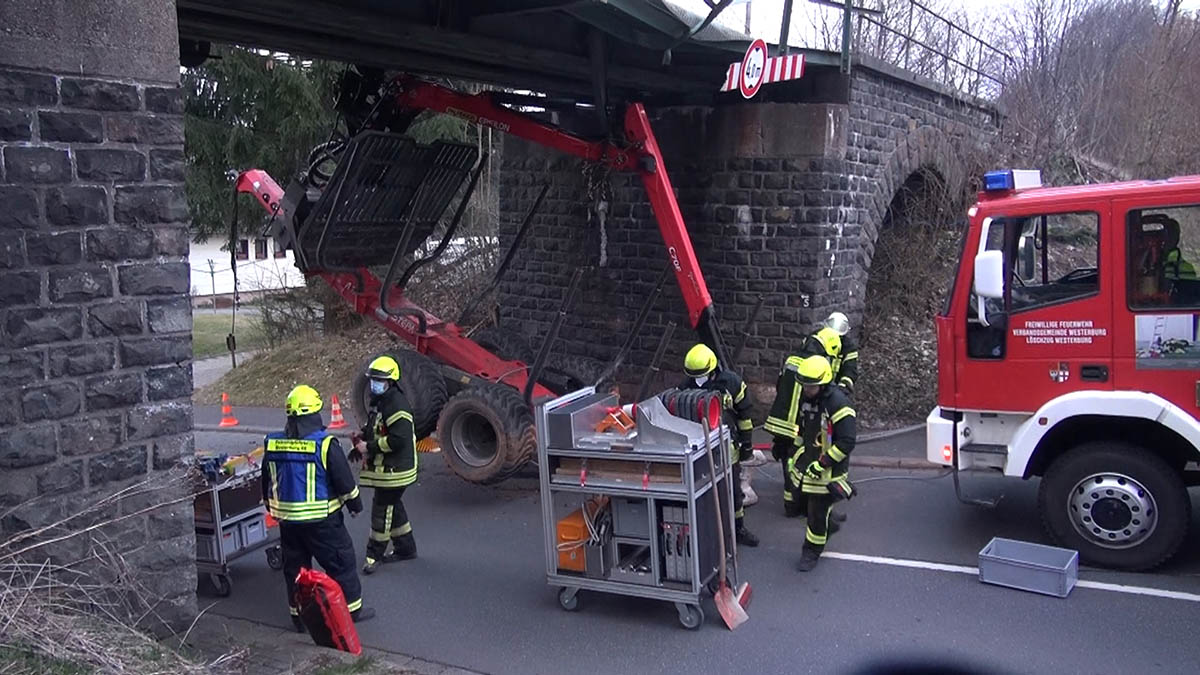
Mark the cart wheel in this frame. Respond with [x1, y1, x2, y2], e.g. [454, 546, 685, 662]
[558, 587, 580, 612]
[265, 546, 283, 571]
[209, 573, 232, 598]
[677, 603, 704, 630]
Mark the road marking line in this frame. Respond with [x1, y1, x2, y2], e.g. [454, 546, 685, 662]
[823, 551, 1200, 603]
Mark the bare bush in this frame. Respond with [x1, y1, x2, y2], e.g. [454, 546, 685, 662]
[859, 156, 986, 427]
[0, 470, 241, 674]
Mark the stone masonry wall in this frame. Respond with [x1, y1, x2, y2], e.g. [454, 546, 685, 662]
[0, 60, 196, 631]
[496, 66, 997, 409]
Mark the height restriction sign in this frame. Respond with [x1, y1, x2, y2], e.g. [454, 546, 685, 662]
[738, 38, 768, 99]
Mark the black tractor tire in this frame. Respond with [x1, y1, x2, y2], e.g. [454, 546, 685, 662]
[1038, 440, 1189, 571]
[351, 349, 447, 440]
[472, 326, 536, 364]
[437, 383, 537, 485]
[540, 354, 605, 393]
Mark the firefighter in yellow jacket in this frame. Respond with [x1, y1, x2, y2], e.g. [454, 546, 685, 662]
[350, 355, 419, 574]
[679, 343, 759, 547]
[262, 385, 374, 629]
[768, 355, 857, 571]
[765, 311, 858, 517]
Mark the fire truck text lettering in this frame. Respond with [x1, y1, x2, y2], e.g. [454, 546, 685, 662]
[1012, 319, 1108, 345]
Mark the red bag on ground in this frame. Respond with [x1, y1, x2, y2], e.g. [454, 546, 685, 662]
[293, 567, 362, 655]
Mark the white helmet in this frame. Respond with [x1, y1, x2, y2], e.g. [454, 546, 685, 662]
[823, 311, 850, 336]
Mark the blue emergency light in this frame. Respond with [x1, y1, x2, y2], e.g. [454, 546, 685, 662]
[983, 169, 1043, 192]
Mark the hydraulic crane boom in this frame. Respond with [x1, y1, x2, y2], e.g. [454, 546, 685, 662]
[235, 74, 730, 398]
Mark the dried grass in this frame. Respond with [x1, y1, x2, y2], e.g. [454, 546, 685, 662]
[0, 470, 243, 675]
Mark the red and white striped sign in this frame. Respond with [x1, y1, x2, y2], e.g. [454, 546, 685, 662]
[720, 53, 806, 96]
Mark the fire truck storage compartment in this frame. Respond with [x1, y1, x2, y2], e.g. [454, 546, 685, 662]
[537, 388, 738, 629]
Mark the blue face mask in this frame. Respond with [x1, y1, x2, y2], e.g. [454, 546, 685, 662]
[369, 380, 387, 395]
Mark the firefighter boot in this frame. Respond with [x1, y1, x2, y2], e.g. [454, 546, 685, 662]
[361, 556, 380, 575]
[831, 509, 847, 524]
[735, 519, 759, 547]
[384, 531, 417, 562]
[796, 548, 821, 572]
[351, 607, 377, 623]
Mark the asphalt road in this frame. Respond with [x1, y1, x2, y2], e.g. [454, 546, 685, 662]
[199, 427, 1200, 675]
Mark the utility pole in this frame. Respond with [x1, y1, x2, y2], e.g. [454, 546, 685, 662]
[206, 259, 217, 313]
[744, 0, 751, 35]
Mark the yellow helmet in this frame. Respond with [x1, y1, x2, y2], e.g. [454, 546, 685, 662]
[285, 384, 323, 416]
[797, 355, 833, 386]
[366, 355, 401, 381]
[813, 326, 843, 359]
[684, 343, 718, 378]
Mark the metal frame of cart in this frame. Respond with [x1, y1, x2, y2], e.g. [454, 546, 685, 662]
[194, 468, 282, 596]
[536, 387, 739, 629]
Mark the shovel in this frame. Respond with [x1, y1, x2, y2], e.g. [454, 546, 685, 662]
[717, 419, 753, 611]
[700, 395, 749, 630]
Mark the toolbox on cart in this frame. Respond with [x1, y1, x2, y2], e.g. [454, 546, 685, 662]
[193, 448, 283, 597]
[537, 388, 740, 630]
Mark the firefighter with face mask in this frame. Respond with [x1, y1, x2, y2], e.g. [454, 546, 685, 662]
[777, 355, 857, 572]
[680, 343, 759, 547]
[766, 310, 858, 518]
[263, 385, 374, 629]
[351, 355, 419, 574]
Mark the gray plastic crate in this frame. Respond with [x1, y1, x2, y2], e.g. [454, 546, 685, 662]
[978, 537, 1078, 598]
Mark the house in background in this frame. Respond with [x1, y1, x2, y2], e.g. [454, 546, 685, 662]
[189, 235, 306, 306]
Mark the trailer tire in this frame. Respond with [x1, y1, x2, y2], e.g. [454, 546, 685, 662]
[351, 349, 447, 440]
[437, 384, 536, 485]
[1038, 441, 1189, 571]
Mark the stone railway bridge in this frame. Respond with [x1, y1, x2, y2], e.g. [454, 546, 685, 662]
[0, 0, 998, 630]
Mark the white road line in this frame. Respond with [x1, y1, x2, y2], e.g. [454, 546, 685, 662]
[823, 551, 1200, 603]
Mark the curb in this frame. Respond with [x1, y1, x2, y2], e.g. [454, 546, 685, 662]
[194, 424, 356, 437]
[848, 455, 941, 470]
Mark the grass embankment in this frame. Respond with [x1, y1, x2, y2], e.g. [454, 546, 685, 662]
[195, 323, 395, 408]
[192, 312, 268, 359]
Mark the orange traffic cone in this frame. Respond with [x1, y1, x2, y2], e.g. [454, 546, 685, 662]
[328, 395, 347, 429]
[218, 392, 239, 427]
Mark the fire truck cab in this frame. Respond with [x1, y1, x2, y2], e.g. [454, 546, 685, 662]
[927, 169, 1200, 570]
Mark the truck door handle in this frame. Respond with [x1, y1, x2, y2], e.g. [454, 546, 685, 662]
[1081, 364, 1108, 382]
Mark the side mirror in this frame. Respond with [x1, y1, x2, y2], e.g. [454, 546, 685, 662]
[1017, 234, 1036, 281]
[974, 250, 1005, 299]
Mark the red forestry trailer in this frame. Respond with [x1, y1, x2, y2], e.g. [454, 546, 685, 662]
[233, 71, 734, 485]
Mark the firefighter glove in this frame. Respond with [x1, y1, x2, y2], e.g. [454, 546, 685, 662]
[829, 476, 855, 501]
[817, 452, 834, 469]
[803, 460, 824, 481]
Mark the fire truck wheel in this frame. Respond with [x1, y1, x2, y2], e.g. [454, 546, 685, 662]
[437, 384, 536, 485]
[1039, 441, 1189, 571]
[351, 349, 448, 440]
[472, 326, 535, 364]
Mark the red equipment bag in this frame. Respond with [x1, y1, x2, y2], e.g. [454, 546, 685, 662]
[293, 567, 362, 655]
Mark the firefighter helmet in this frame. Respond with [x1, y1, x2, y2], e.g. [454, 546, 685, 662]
[366, 355, 401, 381]
[796, 355, 833, 386]
[285, 384, 323, 416]
[824, 311, 851, 336]
[684, 343, 718, 378]
[813, 326, 843, 358]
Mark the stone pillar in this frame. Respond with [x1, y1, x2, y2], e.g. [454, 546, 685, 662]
[0, 0, 196, 632]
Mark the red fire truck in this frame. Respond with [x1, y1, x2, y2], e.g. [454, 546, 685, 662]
[927, 169, 1200, 570]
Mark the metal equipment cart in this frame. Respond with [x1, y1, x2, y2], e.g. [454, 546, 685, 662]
[193, 457, 282, 597]
[536, 387, 739, 630]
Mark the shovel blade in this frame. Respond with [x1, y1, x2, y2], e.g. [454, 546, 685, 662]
[734, 581, 752, 610]
[714, 585, 749, 630]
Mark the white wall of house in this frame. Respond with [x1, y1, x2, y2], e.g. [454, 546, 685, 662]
[189, 236, 306, 297]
